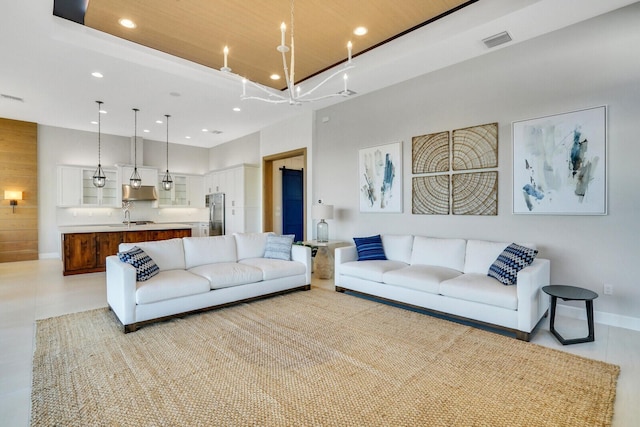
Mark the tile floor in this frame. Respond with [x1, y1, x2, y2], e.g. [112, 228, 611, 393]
[1, 259, 638, 426]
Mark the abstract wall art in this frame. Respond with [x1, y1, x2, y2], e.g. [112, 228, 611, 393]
[359, 142, 402, 213]
[513, 106, 607, 215]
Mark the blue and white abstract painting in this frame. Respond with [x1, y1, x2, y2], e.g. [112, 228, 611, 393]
[513, 106, 606, 214]
[359, 142, 402, 213]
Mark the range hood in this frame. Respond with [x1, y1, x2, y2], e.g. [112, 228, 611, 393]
[122, 185, 158, 201]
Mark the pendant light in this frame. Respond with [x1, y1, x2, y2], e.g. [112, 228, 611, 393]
[161, 114, 173, 191]
[129, 108, 142, 189]
[92, 100, 106, 188]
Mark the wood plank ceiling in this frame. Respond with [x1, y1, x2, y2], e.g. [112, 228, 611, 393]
[79, 0, 474, 89]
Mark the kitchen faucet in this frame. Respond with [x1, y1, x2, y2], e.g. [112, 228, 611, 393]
[122, 201, 132, 227]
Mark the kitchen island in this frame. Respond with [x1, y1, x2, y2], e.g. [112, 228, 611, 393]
[60, 223, 192, 276]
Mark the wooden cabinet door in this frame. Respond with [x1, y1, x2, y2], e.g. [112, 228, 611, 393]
[123, 231, 150, 243]
[173, 229, 191, 238]
[96, 232, 122, 268]
[63, 233, 97, 273]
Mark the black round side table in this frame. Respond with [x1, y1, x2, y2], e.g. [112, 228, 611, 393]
[542, 285, 599, 345]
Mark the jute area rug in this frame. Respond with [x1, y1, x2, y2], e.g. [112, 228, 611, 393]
[32, 288, 619, 426]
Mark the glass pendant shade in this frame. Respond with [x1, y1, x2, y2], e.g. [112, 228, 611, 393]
[161, 114, 173, 191]
[130, 167, 142, 189]
[130, 108, 142, 188]
[92, 100, 106, 188]
[93, 164, 106, 188]
[161, 170, 173, 191]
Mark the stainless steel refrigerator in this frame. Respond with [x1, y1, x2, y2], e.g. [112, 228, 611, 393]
[206, 193, 225, 236]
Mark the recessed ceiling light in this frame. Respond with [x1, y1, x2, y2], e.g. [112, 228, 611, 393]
[354, 26, 368, 36]
[270, 74, 280, 80]
[233, 107, 241, 112]
[99, 109, 107, 114]
[156, 120, 163, 124]
[185, 136, 191, 139]
[91, 72, 103, 78]
[143, 129, 150, 133]
[119, 18, 137, 29]
[202, 128, 208, 132]
[91, 121, 98, 125]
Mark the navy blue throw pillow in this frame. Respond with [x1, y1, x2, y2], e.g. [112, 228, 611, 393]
[487, 243, 538, 285]
[353, 235, 387, 261]
[118, 246, 160, 282]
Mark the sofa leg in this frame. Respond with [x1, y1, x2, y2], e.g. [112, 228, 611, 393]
[124, 324, 138, 333]
[335, 286, 346, 293]
[515, 331, 531, 342]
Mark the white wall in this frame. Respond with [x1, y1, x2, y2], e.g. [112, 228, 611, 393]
[313, 5, 640, 323]
[261, 110, 315, 239]
[38, 125, 209, 257]
[209, 132, 260, 170]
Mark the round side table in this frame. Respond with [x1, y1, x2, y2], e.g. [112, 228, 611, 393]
[542, 285, 598, 345]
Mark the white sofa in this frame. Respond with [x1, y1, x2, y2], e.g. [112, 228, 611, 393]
[106, 232, 311, 332]
[335, 235, 550, 341]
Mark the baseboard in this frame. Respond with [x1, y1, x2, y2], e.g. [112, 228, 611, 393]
[39, 252, 60, 259]
[556, 303, 640, 332]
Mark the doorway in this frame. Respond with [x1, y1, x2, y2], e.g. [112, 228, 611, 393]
[262, 148, 307, 240]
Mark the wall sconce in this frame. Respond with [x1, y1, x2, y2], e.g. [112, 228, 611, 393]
[4, 190, 23, 213]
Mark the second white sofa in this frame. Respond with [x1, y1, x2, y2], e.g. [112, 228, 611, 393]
[107, 232, 311, 332]
[335, 235, 550, 341]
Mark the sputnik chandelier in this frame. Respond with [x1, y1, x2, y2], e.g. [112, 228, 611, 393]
[220, 0, 355, 105]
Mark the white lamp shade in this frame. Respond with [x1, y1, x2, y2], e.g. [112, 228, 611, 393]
[312, 204, 334, 220]
[4, 190, 22, 200]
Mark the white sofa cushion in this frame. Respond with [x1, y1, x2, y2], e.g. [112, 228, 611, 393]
[119, 238, 185, 271]
[382, 265, 461, 294]
[189, 262, 263, 289]
[240, 258, 306, 281]
[339, 260, 408, 283]
[183, 235, 237, 269]
[410, 236, 466, 272]
[381, 235, 414, 264]
[234, 232, 271, 260]
[439, 273, 518, 310]
[135, 270, 210, 304]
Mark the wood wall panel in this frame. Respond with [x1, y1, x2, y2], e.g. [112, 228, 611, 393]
[0, 118, 38, 262]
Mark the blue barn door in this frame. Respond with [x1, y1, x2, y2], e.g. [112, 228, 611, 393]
[281, 168, 303, 242]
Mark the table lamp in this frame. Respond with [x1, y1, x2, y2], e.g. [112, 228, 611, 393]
[312, 204, 334, 243]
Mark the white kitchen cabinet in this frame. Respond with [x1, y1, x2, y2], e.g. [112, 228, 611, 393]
[205, 164, 259, 234]
[158, 174, 204, 207]
[57, 166, 82, 207]
[82, 169, 118, 206]
[57, 165, 118, 207]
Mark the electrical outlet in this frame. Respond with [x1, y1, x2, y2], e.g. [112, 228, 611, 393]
[603, 284, 613, 295]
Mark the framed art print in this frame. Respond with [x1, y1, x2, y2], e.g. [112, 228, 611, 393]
[513, 106, 607, 215]
[359, 142, 402, 213]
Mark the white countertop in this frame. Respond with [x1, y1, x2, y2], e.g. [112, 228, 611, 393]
[59, 223, 194, 233]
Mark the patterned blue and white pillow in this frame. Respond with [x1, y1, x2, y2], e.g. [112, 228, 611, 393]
[264, 234, 295, 261]
[353, 235, 387, 261]
[487, 243, 538, 285]
[118, 246, 160, 282]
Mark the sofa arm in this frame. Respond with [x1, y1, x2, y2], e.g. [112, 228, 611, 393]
[291, 244, 312, 284]
[106, 255, 137, 326]
[334, 245, 357, 285]
[516, 258, 551, 332]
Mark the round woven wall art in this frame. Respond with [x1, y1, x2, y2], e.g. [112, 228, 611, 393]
[452, 171, 498, 215]
[452, 123, 498, 171]
[412, 131, 450, 174]
[412, 175, 450, 215]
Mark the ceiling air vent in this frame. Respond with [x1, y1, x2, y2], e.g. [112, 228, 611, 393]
[209, 130, 223, 135]
[482, 31, 512, 49]
[1, 93, 25, 102]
